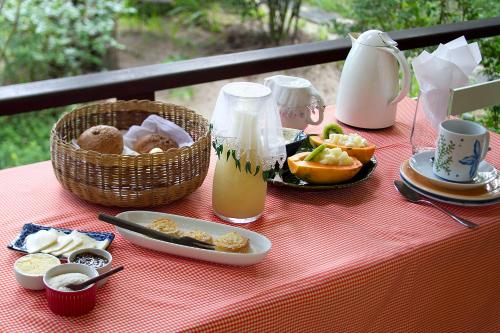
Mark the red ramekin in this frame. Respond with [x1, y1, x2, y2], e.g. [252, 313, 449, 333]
[43, 263, 99, 316]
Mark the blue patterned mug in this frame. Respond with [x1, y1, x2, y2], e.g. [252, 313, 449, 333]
[433, 119, 490, 182]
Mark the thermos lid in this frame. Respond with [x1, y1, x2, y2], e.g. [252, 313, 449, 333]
[355, 30, 398, 48]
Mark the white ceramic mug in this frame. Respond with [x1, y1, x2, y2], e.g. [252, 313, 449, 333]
[433, 119, 490, 182]
[264, 75, 325, 130]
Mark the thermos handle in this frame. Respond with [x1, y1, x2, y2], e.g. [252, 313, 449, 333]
[384, 47, 411, 105]
[306, 87, 325, 125]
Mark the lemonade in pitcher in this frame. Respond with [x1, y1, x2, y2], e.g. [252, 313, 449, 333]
[211, 82, 286, 224]
[212, 148, 266, 222]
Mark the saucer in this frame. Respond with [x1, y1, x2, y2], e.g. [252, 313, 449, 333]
[400, 160, 500, 206]
[409, 150, 497, 191]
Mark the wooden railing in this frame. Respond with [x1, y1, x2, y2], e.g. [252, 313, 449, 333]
[0, 17, 499, 116]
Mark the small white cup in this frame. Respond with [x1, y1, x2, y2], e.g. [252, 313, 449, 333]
[433, 119, 490, 182]
[264, 75, 325, 130]
[14, 253, 61, 290]
[68, 248, 112, 287]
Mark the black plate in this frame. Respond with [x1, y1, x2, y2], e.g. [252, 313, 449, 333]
[268, 137, 377, 190]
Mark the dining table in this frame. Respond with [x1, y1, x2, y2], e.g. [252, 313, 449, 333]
[0, 97, 498, 332]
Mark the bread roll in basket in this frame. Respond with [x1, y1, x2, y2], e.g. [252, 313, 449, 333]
[50, 100, 211, 207]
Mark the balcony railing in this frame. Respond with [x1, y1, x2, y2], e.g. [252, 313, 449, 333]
[0, 17, 499, 116]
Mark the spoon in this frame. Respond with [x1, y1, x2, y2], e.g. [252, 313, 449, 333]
[394, 180, 478, 229]
[67, 266, 124, 291]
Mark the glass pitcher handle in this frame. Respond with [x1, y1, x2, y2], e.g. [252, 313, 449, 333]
[306, 87, 325, 125]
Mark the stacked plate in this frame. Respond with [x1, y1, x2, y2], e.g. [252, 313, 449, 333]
[400, 150, 499, 206]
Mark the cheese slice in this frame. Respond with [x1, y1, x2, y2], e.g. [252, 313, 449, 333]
[25, 229, 60, 253]
[50, 232, 84, 256]
[95, 239, 110, 250]
[41, 232, 73, 254]
[61, 232, 110, 257]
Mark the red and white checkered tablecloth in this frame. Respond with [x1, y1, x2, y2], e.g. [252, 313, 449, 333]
[0, 98, 499, 332]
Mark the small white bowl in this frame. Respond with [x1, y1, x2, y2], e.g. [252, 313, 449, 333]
[14, 253, 61, 290]
[68, 248, 112, 287]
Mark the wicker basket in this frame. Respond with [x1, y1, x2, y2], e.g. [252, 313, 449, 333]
[50, 100, 211, 207]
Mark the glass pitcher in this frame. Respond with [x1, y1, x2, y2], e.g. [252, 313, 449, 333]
[211, 82, 286, 224]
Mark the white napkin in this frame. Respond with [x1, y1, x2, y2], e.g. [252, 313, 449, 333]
[412, 36, 481, 128]
[123, 115, 194, 152]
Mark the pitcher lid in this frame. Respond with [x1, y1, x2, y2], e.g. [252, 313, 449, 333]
[356, 30, 397, 47]
[223, 82, 271, 98]
[211, 82, 287, 171]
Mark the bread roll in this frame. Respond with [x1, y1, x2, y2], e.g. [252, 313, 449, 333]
[77, 125, 123, 154]
[134, 134, 178, 154]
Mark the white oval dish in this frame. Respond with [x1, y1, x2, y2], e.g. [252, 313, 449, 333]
[115, 211, 272, 266]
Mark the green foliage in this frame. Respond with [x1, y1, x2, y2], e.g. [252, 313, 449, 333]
[120, 12, 165, 32]
[226, 0, 303, 44]
[262, 0, 303, 44]
[0, 0, 132, 84]
[462, 106, 500, 134]
[316, 26, 329, 41]
[0, 108, 67, 169]
[334, 0, 499, 32]
[305, 0, 351, 18]
[223, 0, 263, 21]
[124, 0, 225, 32]
[480, 36, 500, 80]
[483, 106, 500, 133]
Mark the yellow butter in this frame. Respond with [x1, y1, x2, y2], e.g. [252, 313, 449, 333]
[14, 253, 60, 276]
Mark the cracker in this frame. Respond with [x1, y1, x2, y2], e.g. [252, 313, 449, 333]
[214, 232, 249, 253]
[183, 230, 213, 244]
[148, 218, 180, 237]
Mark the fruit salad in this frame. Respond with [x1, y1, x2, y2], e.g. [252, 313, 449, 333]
[305, 145, 353, 166]
[325, 133, 368, 148]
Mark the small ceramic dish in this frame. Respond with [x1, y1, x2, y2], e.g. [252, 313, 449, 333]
[13, 253, 61, 290]
[68, 248, 112, 287]
[7, 223, 114, 257]
[43, 263, 99, 316]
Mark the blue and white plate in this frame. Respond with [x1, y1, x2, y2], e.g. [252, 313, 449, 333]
[7, 223, 114, 256]
[409, 150, 497, 191]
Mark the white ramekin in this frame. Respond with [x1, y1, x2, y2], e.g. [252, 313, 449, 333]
[14, 253, 61, 290]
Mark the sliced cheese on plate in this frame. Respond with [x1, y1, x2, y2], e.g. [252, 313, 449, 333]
[51, 232, 84, 256]
[61, 232, 110, 257]
[41, 232, 74, 254]
[25, 229, 60, 253]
